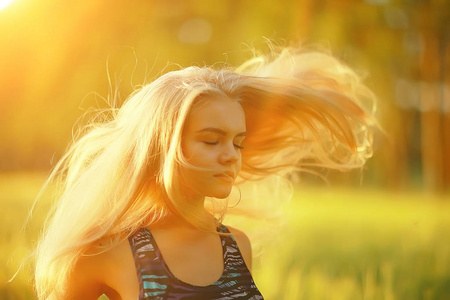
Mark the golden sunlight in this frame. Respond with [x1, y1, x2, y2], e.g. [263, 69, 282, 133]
[0, 0, 14, 10]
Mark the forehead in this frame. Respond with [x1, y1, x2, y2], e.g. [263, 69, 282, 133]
[185, 98, 246, 132]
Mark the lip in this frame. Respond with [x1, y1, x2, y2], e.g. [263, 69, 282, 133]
[214, 171, 235, 182]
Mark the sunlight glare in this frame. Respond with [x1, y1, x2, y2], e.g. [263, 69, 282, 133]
[0, 0, 14, 11]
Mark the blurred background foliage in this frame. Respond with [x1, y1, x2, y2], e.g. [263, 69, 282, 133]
[0, 0, 449, 193]
[1, 0, 450, 299]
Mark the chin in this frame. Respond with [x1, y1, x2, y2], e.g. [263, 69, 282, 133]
[209, 189, 232, 199]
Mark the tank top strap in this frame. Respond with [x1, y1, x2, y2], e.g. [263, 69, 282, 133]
[129, 227, 169, 299]
[216, 224, 264, 298]
[217, 224, 253, 277]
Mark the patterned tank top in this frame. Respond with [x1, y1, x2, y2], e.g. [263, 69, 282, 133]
[128, 224, 264, 299]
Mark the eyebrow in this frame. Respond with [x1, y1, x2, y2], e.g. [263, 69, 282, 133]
[196, 127, 246, 137]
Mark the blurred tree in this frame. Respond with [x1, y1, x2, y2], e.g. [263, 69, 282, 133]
[0, 0, 448, 193]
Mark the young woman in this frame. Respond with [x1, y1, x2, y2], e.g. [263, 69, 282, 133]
[34, 47, 377, 299]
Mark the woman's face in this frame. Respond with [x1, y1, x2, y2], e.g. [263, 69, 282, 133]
[180, 98, 246, 200]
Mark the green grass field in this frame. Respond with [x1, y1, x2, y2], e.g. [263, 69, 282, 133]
[1, 173, 449, 300]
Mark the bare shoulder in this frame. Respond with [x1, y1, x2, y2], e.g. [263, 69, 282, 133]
[226, 226, 253, 271]
[61, 238, 113, 299]
[61, 236, 137, 299]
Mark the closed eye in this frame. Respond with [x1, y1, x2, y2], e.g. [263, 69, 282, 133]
[203, 141, 219, 145]
[234, 144, 244, 150]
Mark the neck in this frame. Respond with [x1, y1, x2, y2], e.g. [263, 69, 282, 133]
[155, 198, 218, 231]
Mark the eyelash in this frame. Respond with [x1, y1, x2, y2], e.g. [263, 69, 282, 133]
[203, 141, 244, 150]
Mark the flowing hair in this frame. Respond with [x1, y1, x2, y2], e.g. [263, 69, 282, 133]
[34, 47, 377, 298]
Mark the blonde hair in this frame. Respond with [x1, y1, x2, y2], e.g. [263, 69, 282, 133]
[34, 47, 377, 298]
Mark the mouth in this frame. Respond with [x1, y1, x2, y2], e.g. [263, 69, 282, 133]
[214, 171, 235, 182]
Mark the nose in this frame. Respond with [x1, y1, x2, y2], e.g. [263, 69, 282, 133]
[219, 143, 239, 165]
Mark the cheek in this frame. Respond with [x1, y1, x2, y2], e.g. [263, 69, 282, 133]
[236, 156, 242, 173]
[182, 141, 200, 164]
[185, 145, 217, 167]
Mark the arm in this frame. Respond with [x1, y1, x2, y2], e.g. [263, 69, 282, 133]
[228, 227, 253, 271]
